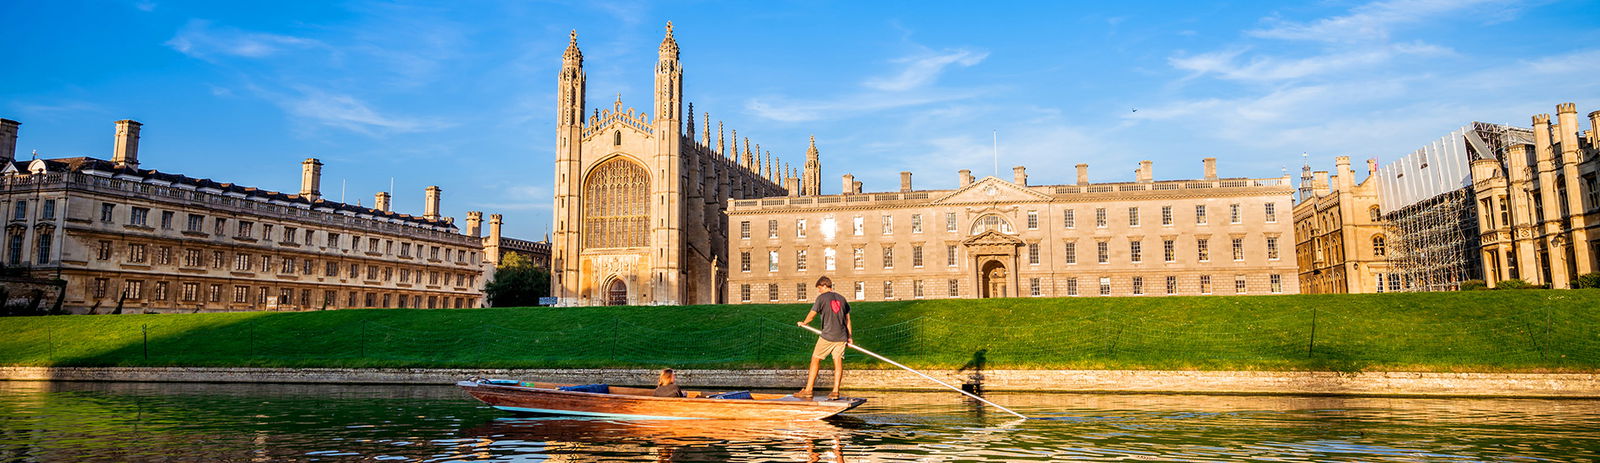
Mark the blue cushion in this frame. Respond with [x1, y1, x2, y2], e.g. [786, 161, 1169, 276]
[557, 384, 610, 394]
[707, 390, 752, 400]
[483, 379, 520, 385]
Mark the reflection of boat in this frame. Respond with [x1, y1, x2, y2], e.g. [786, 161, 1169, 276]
[460, 416, 854, 462]
[457, 379, 866, 420]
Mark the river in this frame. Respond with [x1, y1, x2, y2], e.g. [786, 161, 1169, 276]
[1, 381, 1597, 461]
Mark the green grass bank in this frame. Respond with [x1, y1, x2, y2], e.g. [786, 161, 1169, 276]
[1, 291, 1597, 372]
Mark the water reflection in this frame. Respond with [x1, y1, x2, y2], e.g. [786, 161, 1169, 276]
[2, 381, 1599, 462]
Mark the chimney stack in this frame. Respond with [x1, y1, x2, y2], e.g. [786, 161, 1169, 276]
[1367, 158, 1379, 176]
[900, 171, 913, 192]
[374, 192, 392, 212]
[1588, 110, 1600, 149]
[489, 213, 503, 239]
[1136, 160, 1153, 183]
[1313, 171, 1330, 196]
[959, 169, 973, 187]
[1202, 157, 1217, 180]
[299, 158, 323, 200]
[1076, 163, 1088, 185]
[1012, 166, 1027, 186]
[841, 174, 854, 195]
[785, 177, 799, 197]
[1334, 156, 1354, 191]
[112, 119, 142, 169]
[0, 119, 18, 164]
[424, 186, 442, 220]
[465, 211, 484, 237]
[853, 180, 863, 194]
[1556, 103, 1581, 163]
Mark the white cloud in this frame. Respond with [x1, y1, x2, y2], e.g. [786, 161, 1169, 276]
[165, 20, 322, 60]
[279, 87, 439, 134]
[863, 49, 988, 91]
[471, 185, 552, 211]
[1249, 0, 1512, 43]
[746, 45, 989, 123]
[1170, 43, 1449, 81]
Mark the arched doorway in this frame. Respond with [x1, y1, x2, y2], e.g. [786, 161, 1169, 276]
[605, 278, 628, 306]
[979, 260, 1008, 298]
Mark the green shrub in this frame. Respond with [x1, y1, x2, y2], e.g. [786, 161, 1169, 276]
[1496, 279, 1536, 289]
[1573, 273, 1600, 289]
[1459, 280, 1488, 291]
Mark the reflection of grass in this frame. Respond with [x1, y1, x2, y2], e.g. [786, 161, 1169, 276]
[0, 290, 1596, 372]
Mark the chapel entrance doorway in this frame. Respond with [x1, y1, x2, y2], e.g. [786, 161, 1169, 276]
[605, 278, 628, 306]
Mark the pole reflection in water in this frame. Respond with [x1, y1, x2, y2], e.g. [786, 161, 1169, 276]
[2, 381, 1600, 462]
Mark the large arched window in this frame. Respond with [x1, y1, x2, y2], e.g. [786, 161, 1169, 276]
[1372, 235, 1386, 257]
[583, 158, 649, 248]
[969, 214, 1015, 235]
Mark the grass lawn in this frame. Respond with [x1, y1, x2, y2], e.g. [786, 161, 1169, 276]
[1, 290, 1596, 372]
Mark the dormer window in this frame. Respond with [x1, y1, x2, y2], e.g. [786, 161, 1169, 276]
[614, 130, 622, 146]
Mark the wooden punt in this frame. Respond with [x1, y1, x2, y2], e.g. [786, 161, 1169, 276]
[457, 379, 866, 421]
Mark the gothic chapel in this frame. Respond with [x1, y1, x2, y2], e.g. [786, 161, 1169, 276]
[552, 23, 819, 306]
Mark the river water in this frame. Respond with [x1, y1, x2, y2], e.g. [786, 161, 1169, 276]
[1, 381, 1598, 462]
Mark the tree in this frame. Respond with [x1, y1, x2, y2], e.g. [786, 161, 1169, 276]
[485, 252, 551, 307]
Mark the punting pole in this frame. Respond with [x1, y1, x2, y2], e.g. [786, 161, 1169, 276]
[798, 324, 1029, 419]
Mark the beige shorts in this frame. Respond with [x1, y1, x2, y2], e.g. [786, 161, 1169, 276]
[812, 338, 848, 360]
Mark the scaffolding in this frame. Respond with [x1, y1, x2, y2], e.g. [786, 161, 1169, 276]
[1383, 186, 1482, 292]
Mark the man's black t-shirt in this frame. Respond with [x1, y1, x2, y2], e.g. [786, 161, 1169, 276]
[810, 291, 851, 342]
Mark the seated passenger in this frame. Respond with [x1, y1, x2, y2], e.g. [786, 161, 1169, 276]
[652, 368, 683, 398]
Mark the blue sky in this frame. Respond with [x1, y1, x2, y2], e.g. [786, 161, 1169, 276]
[3, 1, 1598, 239]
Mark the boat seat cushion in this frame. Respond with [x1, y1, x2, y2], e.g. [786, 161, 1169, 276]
[483, 379, 520, 385]
[557, 384, 611, 394]
[707, 390, 753, 400]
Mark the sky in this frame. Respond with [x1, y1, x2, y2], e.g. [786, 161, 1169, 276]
[3, 0, 1598, 239]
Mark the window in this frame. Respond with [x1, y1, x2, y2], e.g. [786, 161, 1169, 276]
[768, 284, 779, 302]
[945, 212, 957, 232]
[180, 249, 201, 268]
[328, 232, 341, 248]
[768, 220, 779, 239]
[160, 211, 174, 229]
[1271, 274, 1283, 293]
[1063, 210, 1075, 228]
[1196, 205, 1208, 225]
[1095, 208, 1107, 228]
[208, 284, 221, 303]
[1200, 275, 1213, 294]
[1197, 238, 1210, 261]
[1029, 278, 1041, 296]
[824, 247, 837, 270]
[882, 215, 893, 234]
[11, 200, 25, 221]
[1128, 207, 1139, 227]
[739, 284, 751, 302]
[1130, 241, 1142, 263]
[1132, 276, 1144, 295]
[1165, 276, 1177, 295]
[101, 203, 115, 222]
[1230, 204, 1242, 224]
[883, 281, 894, 299]
[852, 217, 864, 235]
[1163, 239, 1175, 262]
[40, 200, 55, 220]
[1098, 277, 1111, 296]
[1265, 203, 1277, 223]
[153, 281, 168, 301]
[1232, 238, 1244, 261]
[282, 257, 296, 274]
[92, 278, 109, 298]
[912, 214, 923, 233]
[948, 279, 960, 297]
[1026, 211, 1039, 229]
[740, 252, 750, 272]
[127, 243, 147, 263]
[739, 221, 750, 239]
[124, 280, 143, 300]
[582, 158, 649, 248]
[1064, 242, 1076, 264]
[1097, 241, 1108, 264]
[768, 250, 779, 272]
[1267, 237, 1279, 260]
[233, 285, 249, 303]
[1066, 277, 1078, 296]
[97, 240, 112, 260]
[1235, 275, 1247, 294]
[1027, 243, 1040, 265]
[947, 245, 958, 267]
[1370, 205, 1382, 222]
[237, 221, 253, 238]
[853, 281, 864, 300]
[212, 251, 225, 270]
[912, 245, 924, 268]
[6, 231, 20, 265]
[186, 214, 204, 232]
[234, 253, 251, 271]
[853, 246, 864, 269]
[283, 227, 298, 244]
[35, 232, 51, 264]
[881, 246, 894, 269]
[797, 249, 809, 271]
[155, 246, 171, 265]
[914, 280, 925, 298]
[970, 215, 1015, 234]
[214, 218, 227, 236]
[1161, 205, 1173, 225]
[130, 207, 149, 226]
[1372, 235, 1386, 257]
[797, 219, 807, 238]
[797, 283, 808, 301]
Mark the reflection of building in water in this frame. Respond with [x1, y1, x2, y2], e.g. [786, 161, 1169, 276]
[727, 159, 1299, 303]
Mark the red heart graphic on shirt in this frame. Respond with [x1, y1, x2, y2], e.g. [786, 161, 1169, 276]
[830, 300, 841, 314]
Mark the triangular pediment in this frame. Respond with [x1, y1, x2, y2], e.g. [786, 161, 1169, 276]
[931, 176, 1052, 205]
[962, 230, 1023, 247]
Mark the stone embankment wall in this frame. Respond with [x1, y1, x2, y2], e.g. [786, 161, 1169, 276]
[3, 367, 1597, 398]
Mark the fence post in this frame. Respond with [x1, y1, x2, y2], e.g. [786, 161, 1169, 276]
[142, 324, 149, 361]
[1307, 307, 1318, 357]
[46, 324, 54, 360]
[359, 320, 368, 359]
[248, 321, 255, 357]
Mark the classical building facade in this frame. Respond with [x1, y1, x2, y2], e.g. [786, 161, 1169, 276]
[551, 24, 812, 306]
[726, 160, 1300, 303]
[0, 118, 491, 313]
[1470, 103, 1600, 288]
[1293, 156, 1391, 293]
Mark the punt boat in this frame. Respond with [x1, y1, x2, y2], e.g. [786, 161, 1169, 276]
[457, 378, 866, 420]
